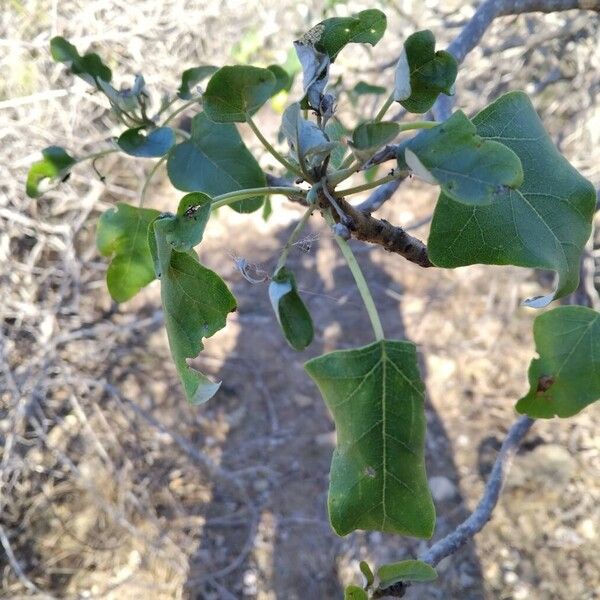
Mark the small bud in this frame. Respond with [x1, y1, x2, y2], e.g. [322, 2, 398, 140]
[332, 222, 351, 240]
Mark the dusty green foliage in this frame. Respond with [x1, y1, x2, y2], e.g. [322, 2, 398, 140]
[28, 12, 599, 597]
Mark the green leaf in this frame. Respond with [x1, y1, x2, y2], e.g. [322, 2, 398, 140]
[26, 146, 76, 198]
[267, 64, 293, 94]
[516, 306, 600, 418]
[298, 9, 387, 61]
[405, 111, 523, 205]
[377, 560, 437, 588]
[394, 30, 457, 114]
[177, 65, 218, 99]
[353, 81, 387, 96]
[351, 121, 400, 163]
[96, 203, 160, 302]
[428, 91, 596, 307]
[344, 586, 368, 600]
[359, 561, 374, 587]
[203, 65, 276, 123]
[305, 340, 435, 538]
[117, 127, 176, 158]
[50, 36, 112, 87]
[98, 75, 147, 113]
[269, 267, 314, 351]
[157, 193, 212, 254]
[152, 217, 236, 404]
[167, 112, 265, 213]
[281, 102, 338, 172]
[324, 119, 349, 169]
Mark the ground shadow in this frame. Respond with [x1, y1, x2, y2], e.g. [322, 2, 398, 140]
[181, 217, 486, 599]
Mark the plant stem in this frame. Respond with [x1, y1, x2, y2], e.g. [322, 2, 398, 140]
[336, 172, 404, 197]
[139, 155, 167, 208]
[327, 165, 360, 187]
[76, 148, 119, 165]
[245, 113, 303, 178]
[397, 120, 439, 132]
[374, 92, 394, 122]
[275, 207, 313, 271]
[161, 96, 202, 128]
[211, 187, 306, 211]
[323, 211, 384, 341]
[173, 127, 191, 140]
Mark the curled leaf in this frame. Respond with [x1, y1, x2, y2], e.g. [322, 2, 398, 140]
[98, 75, 147, 113]
[377, 560, 437, 588]
[269, 266, 314, 351]
[267, 64, 293, 95]
[351, 121, 400, 163]
[359, 561, 375, 587]
[26, 146, 76, 198]
[294, 9, 386, 112]
[281, 103, 338, 172]
[177, 65, 218, 99]
[344, 586, 368, 600]
[50, 36, 112, 87]
[298, 9, 387, 60]
[405, 111, 523, 205]
[393, 30, 457, 114]
[117, 127, 176, 158]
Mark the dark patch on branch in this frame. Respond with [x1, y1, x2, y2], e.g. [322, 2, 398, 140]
[325, 192, 433, 268]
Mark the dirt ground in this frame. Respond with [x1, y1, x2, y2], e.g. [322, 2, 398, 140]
[1, 1, 599, 599]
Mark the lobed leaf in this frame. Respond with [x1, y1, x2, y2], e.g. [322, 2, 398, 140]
[203, 65, 276, 122]
[96, 203, 160, 302]
[516, 306, 600, 418]
[305, 340, 435, 538]
[177, 65, 218, 99]
[167, 112, 265, 213]
[269, 266, 314, 351]
[428, 91, 596, 307]
[393, 30, 457, 114]
[377, 560, 437, 588]
[351, 121, 400, 163]
[151, 215, 236, 404]
[26, 146, 76, 198]
[50, 36, 112, 88]
[117, 127, 176, 158]
[405, 111, 523, 205]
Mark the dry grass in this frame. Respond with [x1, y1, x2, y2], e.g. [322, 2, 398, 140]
[1, 1, 599, 598]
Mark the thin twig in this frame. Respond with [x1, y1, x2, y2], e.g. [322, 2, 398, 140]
[433, 0, 600, 119]
[419, 415, 535, 567]
[355, 178, 407, 214]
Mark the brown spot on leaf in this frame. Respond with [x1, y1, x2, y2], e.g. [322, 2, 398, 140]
[536, 374, 555, 395]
